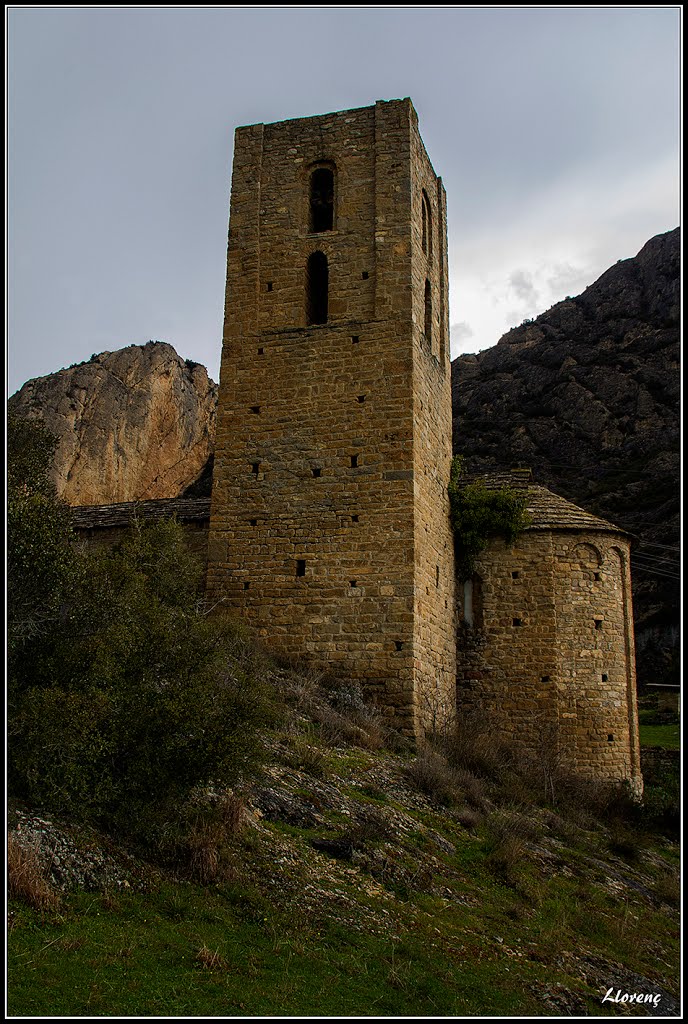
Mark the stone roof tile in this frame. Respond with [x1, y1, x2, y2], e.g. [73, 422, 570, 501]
[70, 497, 211, 530]
[459, 471, 628, 535]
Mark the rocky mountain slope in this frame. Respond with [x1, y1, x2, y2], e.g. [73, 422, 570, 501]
[8, 342, 217, 506]
[451, 229, 680, 688]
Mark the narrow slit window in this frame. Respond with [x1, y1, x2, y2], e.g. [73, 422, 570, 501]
[421, 189, 432, 256]
[602, 673, 608, 682]
[350, 454, 359, 468]
[296, 559, 306, 577]
[595, 619, 603, 630]
[310, 167, 334, 232]
[306, 251, 328, 325]
[424, 279, 432, 344]
[243, 581, 250, 590]
[395, 641, 403, 651]
[251, 462, 260, 475]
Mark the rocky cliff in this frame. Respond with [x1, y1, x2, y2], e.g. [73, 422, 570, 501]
[451, 228, 680, 687]
[9, 342, 217, 506]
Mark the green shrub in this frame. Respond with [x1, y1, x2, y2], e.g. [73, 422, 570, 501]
[7, 417, 77, 661]
[447, 458, 531, 580]
[8, 422, 270, 845]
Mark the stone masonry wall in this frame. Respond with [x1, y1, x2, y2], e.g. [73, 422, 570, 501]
[72, 519, 209, 564]
[456, 528, 641, 790]
[552, 535, 641, 788]
[207, 99, 457, 737]
[408, 109, 456, 735]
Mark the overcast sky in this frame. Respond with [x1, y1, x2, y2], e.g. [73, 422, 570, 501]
[7, 6, 681, 396]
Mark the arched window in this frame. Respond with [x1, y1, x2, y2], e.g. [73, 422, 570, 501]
[424, 278, 432, 345]
[306, 251, 328, 324]
[421, 189, 432, 256]
[310, 167, 334, 233]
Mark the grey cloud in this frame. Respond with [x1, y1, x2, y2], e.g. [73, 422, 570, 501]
[509, 269, 539, 306]
[451, 322, 474, 342]
[546, 262, 594, 298]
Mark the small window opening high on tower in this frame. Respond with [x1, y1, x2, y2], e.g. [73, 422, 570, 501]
[306, 251, 328, 325]
[310, 167, 334, 232]
[421, 189, 432, 256]
[424, 279, 432, 344]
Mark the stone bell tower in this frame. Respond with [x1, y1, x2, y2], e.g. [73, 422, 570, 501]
[207, 98, 456, 738]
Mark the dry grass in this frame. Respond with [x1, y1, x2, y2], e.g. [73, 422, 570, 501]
[652, 871, 680, 908]
[405, 749, 462, 806]
[7, 834, 60, 912]
[218, 791, 246, 835]
[185, 791, 247, 884]
[483, 811, 531, 883]
[194, 944, 228, 971]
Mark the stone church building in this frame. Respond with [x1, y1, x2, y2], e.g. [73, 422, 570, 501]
[71, 99, 642, 793]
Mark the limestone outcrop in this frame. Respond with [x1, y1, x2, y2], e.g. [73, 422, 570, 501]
[9, 342, 217, 506]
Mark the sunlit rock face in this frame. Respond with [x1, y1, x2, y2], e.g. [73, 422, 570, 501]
[9, 341, 217, 505]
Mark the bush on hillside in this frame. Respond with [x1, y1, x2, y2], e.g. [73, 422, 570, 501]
[8, 420, 270, 846]
[7, 416, 77, 661]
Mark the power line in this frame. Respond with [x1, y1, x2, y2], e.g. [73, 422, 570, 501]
[632, 552, 680, 567]
[631, 565, 681, 581]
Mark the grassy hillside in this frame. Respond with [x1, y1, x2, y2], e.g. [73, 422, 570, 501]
[8, 667, 680, 1017]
